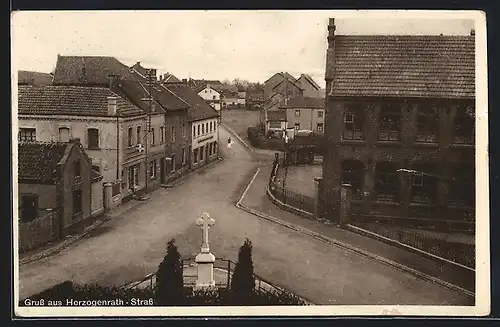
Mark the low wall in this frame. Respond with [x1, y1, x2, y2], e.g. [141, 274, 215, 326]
[19, 210, 59, 253]
[91, 181, 104, 218]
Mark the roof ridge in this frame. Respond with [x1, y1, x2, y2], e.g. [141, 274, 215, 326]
[160, 83, 192, 108]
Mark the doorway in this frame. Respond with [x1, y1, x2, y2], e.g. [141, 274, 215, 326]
[21, 194, 38, 223]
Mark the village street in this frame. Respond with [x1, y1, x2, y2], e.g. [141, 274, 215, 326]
[18, 126, 472, 305]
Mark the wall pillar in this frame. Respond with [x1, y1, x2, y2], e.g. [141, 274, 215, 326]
[103, 182, 113, 211]
[339, 185, 352, 227]
[361, 159, 376, 214]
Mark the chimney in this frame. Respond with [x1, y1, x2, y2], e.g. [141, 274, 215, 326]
[107, 96, 118, 116]
[327, 18, 336, 48]
[182, 78, 187, 84]
[470, 29, 475, 36]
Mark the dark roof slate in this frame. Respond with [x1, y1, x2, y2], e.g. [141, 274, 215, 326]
[18, 142, 70, 183]
[284, 96, 325, 108]
[18, 71, 53, 86]
[18, 85, 143, 117]
[52, 55, 140, 85]
[329, 35, 475, 99]
[163, 83, 219, 122]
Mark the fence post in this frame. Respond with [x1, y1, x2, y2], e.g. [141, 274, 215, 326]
[227, 260, 231, 289]
[103, 182, 113, 211]
[339, 185, 352, 227]
[314, 177, 323, 220]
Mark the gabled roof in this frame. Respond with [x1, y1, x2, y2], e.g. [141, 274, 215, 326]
[328, 35, 475, 99]
[162, 73, 181, 84]
[130, 62, 157, 80]
[18, 85, 143, 117]
[283, 96, 324, 109]
[52, 55, 140, 85]
[297, 74, 321, 90]
[113, 80, 167, 114]
[18, 142, 71, 183]
[163, 83, 219, 122]
[272, 78, 303, 91]
[264, 93, 284, 110]
[18, 71, 53, 86]
[264, 72, 297, 85]
[194, 85, 221, 95]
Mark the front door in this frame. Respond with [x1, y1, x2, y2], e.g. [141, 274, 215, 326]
[21, 195, 38, 223]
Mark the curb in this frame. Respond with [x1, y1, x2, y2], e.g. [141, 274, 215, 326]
[19, 215, 111, 266]
[234, 169, 475, 299]
[266, 185, 315, 220]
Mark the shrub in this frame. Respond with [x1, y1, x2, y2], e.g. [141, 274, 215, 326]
[155, 239, 184, 305]
[230, 238, 255, 293]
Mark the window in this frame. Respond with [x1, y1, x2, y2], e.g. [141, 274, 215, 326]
[151, 127, 155, 145]
[127, 164, 139, 190]
[213, 95, 216, 100]
[193, 148, 198, 163]
[92, 165, 100, 173]
[202, 124, 205, 134]
[316, 123, 324, 132]
[294, 123, 300, 130]
[136, 126, 142, 145]
[375, 162, 399, 202]
[454, 105, 474, 144]
[295, 110, 300, 117]
[343, 104, 365, 140]
[171, 155, 176, 172]
[206, 123, 208, 133]
[160, 126, 165, 144]
[415, 106, 439, 143]
[269, 121, 281, 129]
[214, 141, 218, 155]
[317, 110, 323, 118]
[411, 163, 437, 204]
[87, 128, 99, 149]
[210, 121, 213, 132]
[20, 194, 38, 223]
[128, 127, 133, 147]
[59, 127, 70, 142]
[72, 189, 82, 216]
[182, 148, 186, 165]
[197, 125, 200, 136]
[378, 104, 401, 141]
[448, 163, 474, 207]
[200, 146, 204, 161]
[171, 125, 175, 142]
[193, 125, 196, 138]
[74, 160, 81, 177]
[182, 123, 186, 137]
[19, 128, 36, 142]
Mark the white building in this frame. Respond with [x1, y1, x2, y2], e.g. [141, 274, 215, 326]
[197, 85, 222, 111]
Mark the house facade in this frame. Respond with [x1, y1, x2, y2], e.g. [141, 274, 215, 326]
[197, 85, 222, 111]
[18, 84, 146, 206]
[18, 140, 99, 248]
[164, 82, 220, 171]
[265, 110, 287, 138]
[283, 96, 325, 134]
[296, 74, 322, 98]
[320, 18, 476, 227]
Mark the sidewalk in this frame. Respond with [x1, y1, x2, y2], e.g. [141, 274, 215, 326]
[238, 165, 475, 295]
[19, 157, 223, 266]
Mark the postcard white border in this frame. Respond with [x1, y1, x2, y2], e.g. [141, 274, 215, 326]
[12, 9, 490, 317]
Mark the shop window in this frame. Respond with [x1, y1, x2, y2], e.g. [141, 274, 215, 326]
[375, 162, 399, 202]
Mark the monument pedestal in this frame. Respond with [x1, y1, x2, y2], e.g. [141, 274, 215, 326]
[195, 252, 216, 287]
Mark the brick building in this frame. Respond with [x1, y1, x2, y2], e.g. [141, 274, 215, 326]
[320, 18, 475, 227]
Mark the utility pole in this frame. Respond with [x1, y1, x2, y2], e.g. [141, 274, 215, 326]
[143, 68, 154, 195]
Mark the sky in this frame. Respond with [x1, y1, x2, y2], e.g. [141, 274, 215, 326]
[11, 10, 477, 88]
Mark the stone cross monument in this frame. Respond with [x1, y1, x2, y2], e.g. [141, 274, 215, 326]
[195, 212, 216, 288]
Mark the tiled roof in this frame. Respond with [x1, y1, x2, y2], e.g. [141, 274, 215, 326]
[18, 85, 143, 117]
[272, 79, 302, 91]
[329, 35, 475, 99]
[264, 72, 297, 85]
[298, 74, 321, 90]
[18, 142, 70, 183]
[53, 55, 140, 85]
[163, 83, 219, 122]
[284, 96, 324, 108]
[113, 80, 166, 114]
[18, 71, 53, 86]
[267, 110, 286, 121]
[162, 73, 181, 84]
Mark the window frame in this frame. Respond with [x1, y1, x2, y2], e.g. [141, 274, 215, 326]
[87, 128, 100, 149]
[375, 162, 400, 202]
[19, 128, 36, 142]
